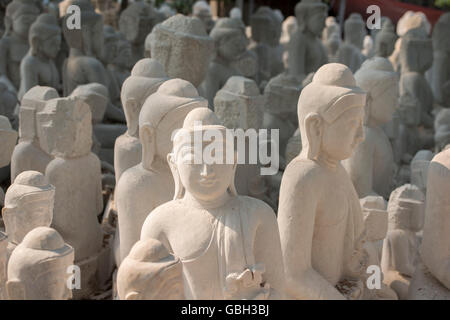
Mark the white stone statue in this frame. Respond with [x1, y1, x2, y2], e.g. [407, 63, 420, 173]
[6, 226, 74, 300]
[0, 115, 18, 204]
[287, 0, 328, 81]
[342, 57, 399, 199]
[61, 0, 109, 96]
[117, 238, 184, 300]
[10, 86, 56, 183]
[430, 13, 450, 107]
[18, 13, 61, 101]
[36, 96, 103, 298]
[399, 27, 434, 129]
[114, 59, 167, 184]
[119, 1, 156, 66]
[336, 13, 366, 73]
[116, 79, 206, 264]
[0, 0, 41, 92]
[381, 184, 424, 299]
[420, 148, 450, 291]
[285, 128, 301, 166]
[3, 170, 54, 258]
[249, 7, 283, 85]
[192, 0, 215, 34]
[141, 107, 285, 300]
[147, 14, 214, 89]
[200, 18, 250, 106]
[278, 63, 369, 300]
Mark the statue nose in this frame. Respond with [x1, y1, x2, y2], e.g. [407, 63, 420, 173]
[200, 164, 214, 178]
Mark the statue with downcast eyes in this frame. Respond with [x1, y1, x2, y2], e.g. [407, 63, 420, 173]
[62, 0, 109, 96]
[278, 63, 369, 300]
[18, 13, 61, 101]
[36, 97, 103, 299]
[342, 57, 399, 199]
[3, 171, 54, 258]
[117, 239, 184, 300]
[0, 0, 41, 92]
[381, 184, 424, 300]
[115, 79, 205, 264]
[10, 86, 55, 183]
[6, 227, 74, 300]
[119, 1, 156, 66]
[287, 0, 328, 81]
[336, 13, 366, 73]
[140, 107, 285, 300]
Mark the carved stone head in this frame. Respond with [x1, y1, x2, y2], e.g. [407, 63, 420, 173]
[0, 115, 18, 168]
[193, 0, 215, 34]
[214, 76, 264, 130]
[387, 184, 425, 232]
[360, 196, 388, 242]
[374, 19, 397, 58]
[3, 171, 54, 245]
[400, 27, 433, 74]
[264, 72, 302, 119]
[297, 63, 366, 161]
[344, 13, 366, 50]
[37, 97, 92, 159]
[148, 14, 214, 87]
[29, 13, 61, 59]
[70, 83, 108, 124]
[117, 239, 184, 300]
[119, 1, 155, 45]
[295, 0, 327, 37]
[210, 18, 248, 62]
[139, 79, 207, 169]
[4, 0, 41, 38]
[6, 227, 74, 300]
[250, 6, 282, 47]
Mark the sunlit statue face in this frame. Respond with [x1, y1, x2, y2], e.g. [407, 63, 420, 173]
[321, 107, 365, 161]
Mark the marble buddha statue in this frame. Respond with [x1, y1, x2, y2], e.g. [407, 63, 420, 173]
[36, 96, 103, 298]
[6, 226, 74, 300]
[116, 79, 206, 264]
[192, 0, 215, 34]
[249, 6, 283, 85]
[200, 17, 249, 106]
[3, 170, 54, 258]
[336, 13, 366, 73]
[10, 86, 55, 183]
[18, 13, 61, 101]
[0, 0, 41, 92]
[148, 14, 214, 89]
[374, 19, 397, 59]
[117, 238, 184, 300]
[342, 57, 399, 199]
[381, 184, 424, 299]
[430, 13, 450, 107]
[119, 1, 156, 66]
[114, 59, 167, 184]
[62, 0, 109, 96]
[278, 63, 369, 300]
[287, 0, 328, 81]
[399, 27, 434, 129]
[140, 107, 285, 300]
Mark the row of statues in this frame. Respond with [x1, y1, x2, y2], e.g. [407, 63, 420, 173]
[0, 0, 449, 300]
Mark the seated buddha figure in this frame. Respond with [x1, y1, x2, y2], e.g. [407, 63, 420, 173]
[141, 108, 285, 300]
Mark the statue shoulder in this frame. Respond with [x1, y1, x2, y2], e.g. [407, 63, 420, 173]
[430, 149, 450, 169]
[284, 158, 326, 184]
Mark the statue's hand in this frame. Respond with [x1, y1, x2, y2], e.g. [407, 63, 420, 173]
[336, 278, 364, 300]
[224, 264, 270, 300]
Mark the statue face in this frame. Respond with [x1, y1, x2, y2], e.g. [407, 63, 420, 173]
[371, 83, 399, 124]
[41, 33, 62, 59]
[218, 31, 248, 62]
[306, 10, 326, 37]
[3, 191, 54, 244]
[321, 107, 364, 161]
[175, 137, 235, 202]
[13, 12, 39, 38]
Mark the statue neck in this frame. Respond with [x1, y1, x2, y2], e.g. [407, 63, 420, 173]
[142, 155, 169, 173]
[183, 190, 232, 210]
[316, 152, 339, 169]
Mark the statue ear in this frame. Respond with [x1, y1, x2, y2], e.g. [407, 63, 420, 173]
[124, 98, 139, 136]
[304, 113, 323, 160]
[6, 279, 25, 300]
[139, 124, 155, 168]
[167, 152, 183, 200]
[125, 291, 139, 300]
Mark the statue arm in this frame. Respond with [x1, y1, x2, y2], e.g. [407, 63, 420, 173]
[254, 204, 286, 299]
[277, 168, 346, 300]
[140, 209, 172, 253]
